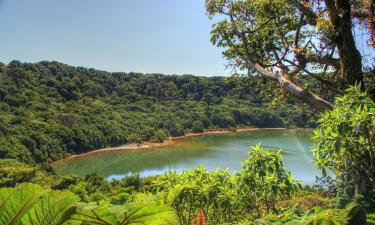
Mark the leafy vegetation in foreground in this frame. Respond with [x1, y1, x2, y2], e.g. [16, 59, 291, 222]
[312, 87, 375, 198]
[0, 147, 373, 225]
[0, 61, 313, 164]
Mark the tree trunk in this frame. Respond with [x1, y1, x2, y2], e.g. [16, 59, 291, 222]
[326, 0, 364, 89]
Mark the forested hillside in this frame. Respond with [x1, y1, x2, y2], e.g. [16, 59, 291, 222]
[0, 61, 310, 163]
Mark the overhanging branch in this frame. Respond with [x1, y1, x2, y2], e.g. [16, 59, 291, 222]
[228, 13, 334, 111]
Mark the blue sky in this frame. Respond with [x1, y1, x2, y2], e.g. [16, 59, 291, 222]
[0, 1, 372, 76]
[0, 0, 228, 76]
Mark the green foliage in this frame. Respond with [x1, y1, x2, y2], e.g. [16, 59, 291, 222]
[158, 167, 241, 225]
[109, 193, 132, 205]
[205, 0, 372, 111]
[368, 213, 375, 225]
[303, 208, 346, 225]
[153, 129, 169, 143]
[345, 202, 367, 225]
[192, 121, 204, 133]
[0, 183, 78, 225]
[243, 206, 347, 225]
[157, 144, 300, 224]
[0, 61, 310, 164]
[0, 159, 36, 187]
[68, 201, 175, 225]
[312, 86, 375, 196]
[239, 144, 301, 215]
[111, 174, 143, 192]
[247, 205, 370, 225]
[51, 173, 112, 202]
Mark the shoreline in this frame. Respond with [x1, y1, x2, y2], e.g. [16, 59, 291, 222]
[53, 127, 310, 164]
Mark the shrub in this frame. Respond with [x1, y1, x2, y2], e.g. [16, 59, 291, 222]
[239, 144, 301, 216]
[0, 159, 36, 187]
[153, 129, 169, 143]
[312, 86, 375, 197]
[192, 121, 204, 133]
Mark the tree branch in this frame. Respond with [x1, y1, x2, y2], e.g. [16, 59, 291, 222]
[229, 13, 334, 111]
[290, 0, 318, 25]
[352, 9, 369, 19]
[304, 54, 340, 69]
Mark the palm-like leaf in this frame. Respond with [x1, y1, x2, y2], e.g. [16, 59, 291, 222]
[70, 202, 175, 225]
[303, 209, 346, 225]
[165, 184, 187, 206]
[0, 183, 78, 225]
[22, 190, 79, 225]
[0, 183, 45, 225]
[120, 202, 175, 225]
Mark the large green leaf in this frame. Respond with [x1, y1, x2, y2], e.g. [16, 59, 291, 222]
[303, 209, 346, 225]
[0, 183, 78, 225]
[0, 183, 45, 225]
[69, 201, 175, 225]
[22, 190, 79, 225]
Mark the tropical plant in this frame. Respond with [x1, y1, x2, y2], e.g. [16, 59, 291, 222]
[157, 144, 300, 224]
[0, 183, 78, 225]
[248, 206, 351, 225]
[312, 86, 375, 197]
[67, 201, 175, 225]
[303, 208, 346, 225]
[158, 167, 243, 225]
[239, 144, 301, 216]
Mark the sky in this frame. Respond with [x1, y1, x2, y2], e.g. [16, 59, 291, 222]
[0, 0, 229, 76]
[0, 1, 373, 77]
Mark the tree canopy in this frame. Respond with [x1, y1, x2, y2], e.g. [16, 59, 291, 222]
[206, 0, 374, 111]
[0, 61, 309, 163]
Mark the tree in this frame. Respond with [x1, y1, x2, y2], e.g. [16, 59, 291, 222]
[312, 86, 374, 197]
[153, 129, 169, 143]
[239, 144, 299, 215]
[192, 121, 205, 133]
[0, 61, 313, 163]
[206, 0, 374, 111]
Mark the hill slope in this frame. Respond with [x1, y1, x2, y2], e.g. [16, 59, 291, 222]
[0, 61, 311, 163]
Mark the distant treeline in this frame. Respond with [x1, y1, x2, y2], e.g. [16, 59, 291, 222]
[0, 61, 313, 163]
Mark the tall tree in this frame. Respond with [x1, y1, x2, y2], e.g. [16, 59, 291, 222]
[206, 0, 374, 111]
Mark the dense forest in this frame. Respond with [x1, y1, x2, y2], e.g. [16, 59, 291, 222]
[0, 60, 311, 164]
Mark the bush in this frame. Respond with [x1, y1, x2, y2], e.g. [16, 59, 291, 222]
[0, 159, 36, 187]
[312, 86, 375, 197]
[192, 121, 204, 133]
[157, 144, 300, 224]
[153, 129, 169, 143]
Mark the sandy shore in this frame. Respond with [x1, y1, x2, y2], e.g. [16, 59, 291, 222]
[53, 127, 302, 163]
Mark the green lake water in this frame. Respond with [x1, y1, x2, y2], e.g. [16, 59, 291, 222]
[54, 129, 320, 184]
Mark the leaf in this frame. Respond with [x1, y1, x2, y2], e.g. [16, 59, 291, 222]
[22, 190, 79, 225]
[70, 201, 175, 225]
[303, 209, 346, 225]
[165, 184, 187, 206]
[0, 183, 45, 225]
[321, 168, 327, 178]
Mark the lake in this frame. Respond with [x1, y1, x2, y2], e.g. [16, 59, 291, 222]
[54, 129, 321, 184]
